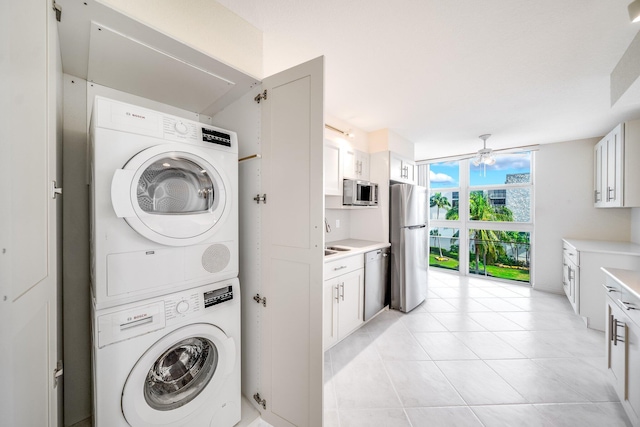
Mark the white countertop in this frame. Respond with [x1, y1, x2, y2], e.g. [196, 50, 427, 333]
[602, 267, 640, 300]
[563, 238, 640, 256]
[324, 239, 390, 261]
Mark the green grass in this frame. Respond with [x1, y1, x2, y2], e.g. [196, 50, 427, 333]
[469, 262, 530, 282]
[429, 253, 459, 270]
[430, 253, 530, 283]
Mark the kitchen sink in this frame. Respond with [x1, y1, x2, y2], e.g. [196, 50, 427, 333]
[326, 246, 351, 252]
[325, 249, 337, 256]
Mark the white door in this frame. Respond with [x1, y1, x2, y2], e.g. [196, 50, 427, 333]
[259, 57, 325, 427]
[0, 0, 61, 425]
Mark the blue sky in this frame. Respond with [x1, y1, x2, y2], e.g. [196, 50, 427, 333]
[430, 152, 531, 188]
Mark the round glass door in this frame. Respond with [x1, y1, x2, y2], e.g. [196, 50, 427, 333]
[121, 323, 237, 426]
[144, 337, 218, 411]
[137, 157, 219, 215]
[111, 146, 230, 246]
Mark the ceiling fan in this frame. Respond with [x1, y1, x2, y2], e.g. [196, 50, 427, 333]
[472, 134, 496, 166]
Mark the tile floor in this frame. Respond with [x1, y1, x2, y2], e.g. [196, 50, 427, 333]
[323, 270, 632, 427]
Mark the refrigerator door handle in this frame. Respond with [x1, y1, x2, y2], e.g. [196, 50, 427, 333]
[403, 224, 427, 230]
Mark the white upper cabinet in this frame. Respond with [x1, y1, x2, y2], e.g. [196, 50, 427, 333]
[594, 120, 640, 208]
[324, 140, 370, 196]
[343, 148, 370, 181]
[390, 152, 416, 184]
[324, 139, 343, 196]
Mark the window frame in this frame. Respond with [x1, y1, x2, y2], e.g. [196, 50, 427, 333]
[423, 152, 535, 284]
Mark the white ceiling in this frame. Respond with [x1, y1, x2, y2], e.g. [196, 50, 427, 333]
[217, 0, 640, 159]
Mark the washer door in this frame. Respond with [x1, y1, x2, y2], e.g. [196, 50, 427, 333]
[122, 323, 236, 426]
[111, 145, 229, 246]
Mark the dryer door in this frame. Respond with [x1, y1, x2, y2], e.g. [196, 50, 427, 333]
[112, 144, 230, 246]
[122, 323, 236, 426]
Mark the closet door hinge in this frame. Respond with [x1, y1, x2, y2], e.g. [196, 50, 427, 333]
[53, 360, 63, 387]
[253, 392, 267, 409]
[253, 194, 267, 204]
[253, 294, 267, 307]
[52, 1, 62, 22]
[51, 181, 62, 199]
[254, 90, 268, 104]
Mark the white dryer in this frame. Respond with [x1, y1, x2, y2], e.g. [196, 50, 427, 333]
[90, 97, 238, 309]
[92, 279, 241, 427]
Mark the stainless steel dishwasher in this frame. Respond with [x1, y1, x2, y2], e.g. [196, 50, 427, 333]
[364, 247, 390, 321]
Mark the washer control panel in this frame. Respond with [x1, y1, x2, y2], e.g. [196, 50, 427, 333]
[165, 292, 200, 320]
[164, 283, 234, 321]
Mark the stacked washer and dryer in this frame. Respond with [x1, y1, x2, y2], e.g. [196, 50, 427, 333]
[89, 97, 241, 427]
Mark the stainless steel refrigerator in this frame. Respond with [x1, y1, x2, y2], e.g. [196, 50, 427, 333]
[390, 183, 428, 312]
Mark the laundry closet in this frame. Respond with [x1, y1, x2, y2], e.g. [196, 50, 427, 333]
[53, 1, 325, 427]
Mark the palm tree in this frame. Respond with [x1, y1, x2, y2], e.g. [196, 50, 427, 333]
[429, 193, 451, 258]
[430, 192, 451, 219]
[468, 192, 513, 275]
[430, 228, 445, 258]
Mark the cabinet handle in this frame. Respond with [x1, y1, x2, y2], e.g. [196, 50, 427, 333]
[609, 314, 614, 342]
[613, 319, 625, 345]
[334, 285, 340, 301]
[568, 266, 574, 281]
[618, 299, 638, 311]
[333, 265, 348, 271]
[607, 186, 615, 202]
[340, 283, 345, 301]
[594, 190, 601, 203]
[602, 284, 619, 293]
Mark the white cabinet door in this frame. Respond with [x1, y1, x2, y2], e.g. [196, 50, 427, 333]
[390, 153, 404, 182]
[627, 319, 640, 424]
[0, 0, 61, 425]
[595, 124, 625, 208]
[323, 280, 339, 351]
[342, 146, 357, 179]
[607, 299, 627, 399]
[606, 125, 623, 207]
[390, 152, 416, 184]
[260, 57, 324, 427]
[404, 159, 416, 183]
[356, 150, 370, 181]
[594, 140, 604, 206]
[337, 268, 364, 338]
[324, 139, 342, 195]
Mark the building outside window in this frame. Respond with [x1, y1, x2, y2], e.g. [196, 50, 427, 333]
[422, 151, 533, 284]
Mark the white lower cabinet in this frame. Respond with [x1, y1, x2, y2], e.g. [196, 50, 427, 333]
[561, 239, 640, 331]
[323, 256, 364, 350]
[604, 269, 640, 427]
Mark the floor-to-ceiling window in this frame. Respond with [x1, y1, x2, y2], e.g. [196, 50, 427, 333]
[422, 151, 533, 284]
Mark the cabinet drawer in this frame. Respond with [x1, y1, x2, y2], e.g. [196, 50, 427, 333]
[603, 275, 622, 295]
[619, 288, 640, 327]
[324, 255, 364, 280]
[562, 242, 579, 265]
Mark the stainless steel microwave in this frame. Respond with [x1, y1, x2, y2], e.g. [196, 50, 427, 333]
[343, 179, 378, 206]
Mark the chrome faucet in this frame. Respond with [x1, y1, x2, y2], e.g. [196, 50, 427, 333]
[324, 218, 332, 233]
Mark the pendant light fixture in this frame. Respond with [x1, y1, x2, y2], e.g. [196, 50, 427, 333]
[630, 0, 640, 23]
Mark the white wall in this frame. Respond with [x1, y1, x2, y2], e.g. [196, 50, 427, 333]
[100, 0, 263, 78]
[368, 128, 415, 159]
[324, 209, 351, 242]
[631, 208, 640, 244]
[534, 138, 632, 292]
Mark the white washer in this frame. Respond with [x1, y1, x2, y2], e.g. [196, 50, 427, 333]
[92, 279, 241, 427]
[90, 97, 238, 309]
